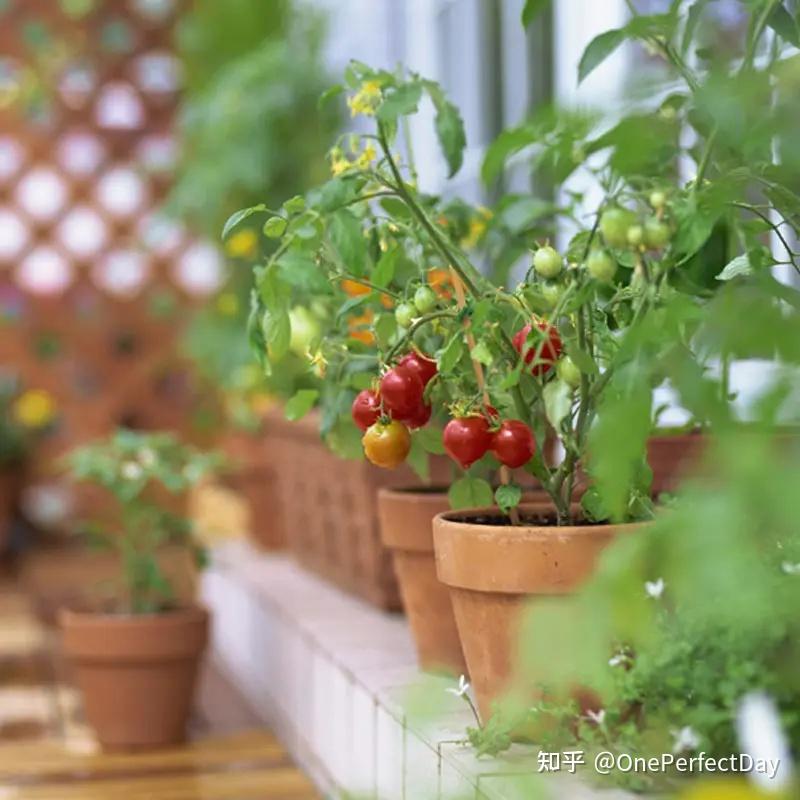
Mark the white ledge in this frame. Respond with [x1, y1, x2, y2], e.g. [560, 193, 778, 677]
[202, 540, 633, 799]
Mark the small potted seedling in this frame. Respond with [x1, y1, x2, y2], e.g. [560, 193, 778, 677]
[60, 429, 221, 751]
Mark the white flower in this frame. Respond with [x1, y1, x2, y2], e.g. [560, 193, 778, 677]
[671, 725, 700, 754]
[585, 708, 606, 725]
[446, 674, 470, 698]
[138, 447, 157, 467]
[736, 691, 793, 791]
[609, 650, 631, 668]
[645, 578, 665, 599]
[781, 561, 800, 575]
[121, 461, 144, 481]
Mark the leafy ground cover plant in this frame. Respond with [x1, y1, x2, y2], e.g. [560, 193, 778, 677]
[64, 430, 222, 614]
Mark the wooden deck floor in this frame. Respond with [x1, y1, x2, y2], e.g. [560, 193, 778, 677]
[0, 580, 319, 800]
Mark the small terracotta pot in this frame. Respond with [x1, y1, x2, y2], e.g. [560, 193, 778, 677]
[433, 507, 640, 722]
[377, 487, 465, 674]
[60, 606, 209, 751]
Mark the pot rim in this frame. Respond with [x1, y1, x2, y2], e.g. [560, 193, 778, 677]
[59, 604, 209, 629]
[433, 507, 646, 594]
[378, 485, 451, 498]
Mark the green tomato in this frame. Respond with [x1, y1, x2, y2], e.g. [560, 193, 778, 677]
[533, 246, 563, 279]
[586, 249, 617, 283]
[557, 356, 582, 389]
[288, 306, 321, 357]
[626, 225, 644, 247]
[395, 302, 416, 329]
[644, 217, 671, 250]
[541, 282, 563, 310]
[600, 208, 635, 249]
[649, 190, 666, 210]
[413, 285, 437, 314]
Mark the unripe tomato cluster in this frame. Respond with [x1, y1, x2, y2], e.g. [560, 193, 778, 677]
[353, 351, 438, 469]
[599, 202, 672, 254]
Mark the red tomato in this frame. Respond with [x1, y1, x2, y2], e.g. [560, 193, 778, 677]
[512, 319, 563, 376]
[363, 420, 411, 469]
[492, 420, 536, 469]
[380, 367, 424, 420]
[351, 389, 381, 432]
[443, 416, 493, 469]
[399, 351, 438, 386]
[406, 402, 432, 430]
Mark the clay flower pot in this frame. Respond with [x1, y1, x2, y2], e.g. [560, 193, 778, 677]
[60, 606, 209, 751]
[647, 431, 705, 494]
[433, 507, 641, 722]
[377, 487, 466, 674]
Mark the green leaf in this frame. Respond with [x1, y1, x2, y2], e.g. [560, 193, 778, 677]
[283, 195, 306, 215]
[284, 389, 319, 421]
[482, 125, 536, 185]
[565, 343, 599, 375]
[578, 28, 626, 84]
[263, 216, 287, 238]
[379, 196, 412, 220]
[439, 331, 465, 374]
[425, 82, 466, 178]
[495, 483, 522, 514]
[262, 308, 291, 361]
[681, 0, 709, 55]
[522, 0, 550, 27]
[415, 425, 446, 455]
[767, 3, 800, 47]
[716, 254, 752, 281]
[543, 379, 573, 431]
[372, 246, 398, 288]
[377, 82, 423, 123]
[329, 210, 367, 275]
[222, 204, 266, 239]
[449, 477, 494, 510]
[498, 196, 553, 234]
[470, 340, 493, 366]
[318, 83, 344, 108]
[407, 435, 431, 481]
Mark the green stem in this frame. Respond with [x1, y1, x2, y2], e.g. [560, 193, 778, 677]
[694, 127, 718, 193]
[384, 309, 458, 362]
[376, 124, 484, 298]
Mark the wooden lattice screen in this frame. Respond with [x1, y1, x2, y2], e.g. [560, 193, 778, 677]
[0, 0, 224, 479]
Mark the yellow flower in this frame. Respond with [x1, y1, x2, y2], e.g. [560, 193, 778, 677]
[462, 217, 487, 249]
[678, 778, 782, 800]
[225, 229, 258, 259]
[347, 79, 382, 117]
[309, 349, 327, 378]
[13, 389, 57, 429]
[216, 292, 240, 316]
[329, 146, 352, 177]
[356, 143, 377, 171]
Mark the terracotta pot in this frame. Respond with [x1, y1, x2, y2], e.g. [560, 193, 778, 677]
[60, 606, 209, 751]
[221, 429, 284, 550]
[264, 408, 450, 610]
[377, 487, 465, 674]
[647, 431, 705, 494]
[433, 507, 641, 722]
